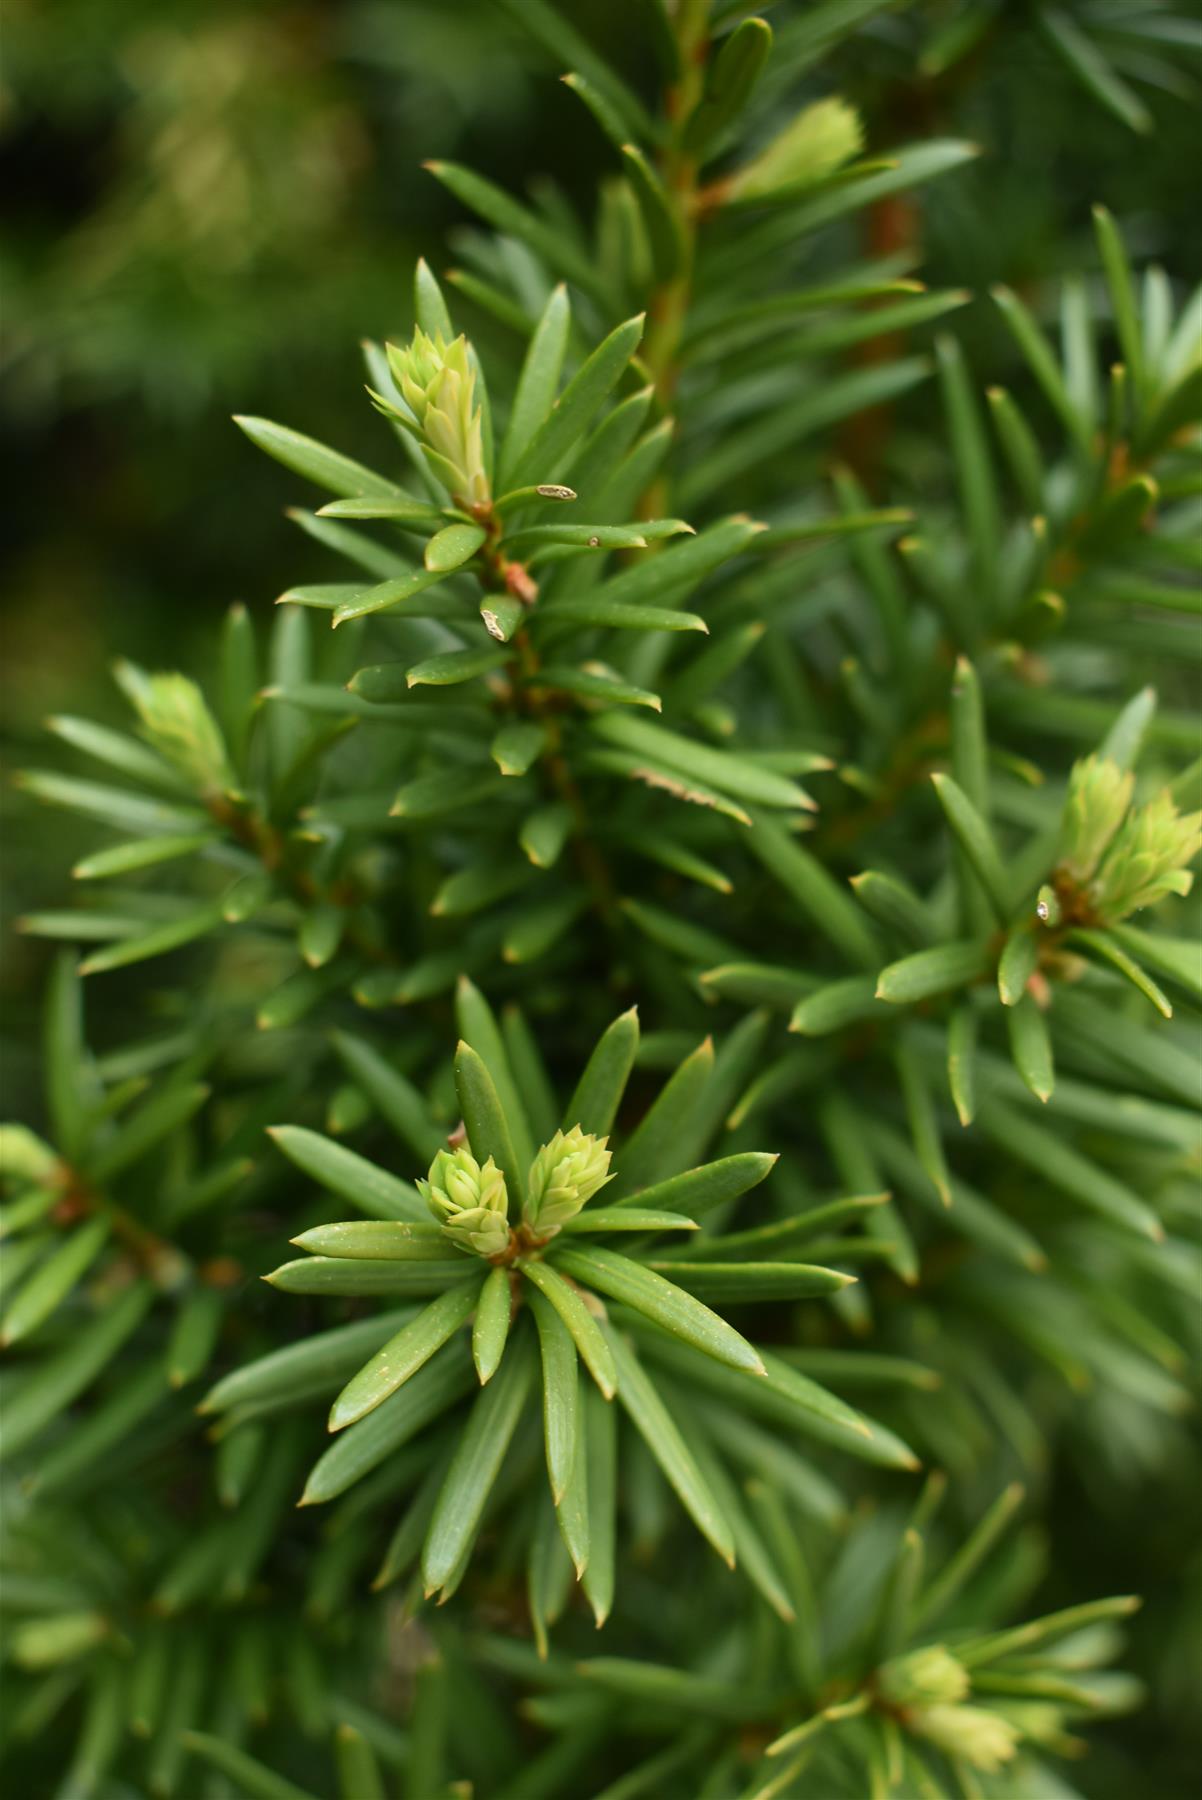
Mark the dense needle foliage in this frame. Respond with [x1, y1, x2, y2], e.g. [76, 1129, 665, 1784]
[2, 4, 1200, 1798]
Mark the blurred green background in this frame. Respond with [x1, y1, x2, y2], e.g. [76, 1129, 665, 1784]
[4, 0, 1198, 733]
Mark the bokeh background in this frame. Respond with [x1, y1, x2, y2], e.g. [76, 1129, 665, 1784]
[2, 6, 1200, 1791]
[4, 0, 1200, 733]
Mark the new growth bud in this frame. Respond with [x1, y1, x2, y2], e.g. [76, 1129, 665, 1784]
[1057, 756, 1201, 921]
[418, 1145, 510, 1258]
[726, 97, 864, 202]
[0, 1124, 62, 1186]
[1092, 791, 1202, 921]
[876, 1645, 970, 1709]
[386, 328, 490, 506]
[116, 662, 233, 796]
[1058, 755, 1134, 884]
[524, 1127, 613, 1237]
[909, 1703, 1020, 1774]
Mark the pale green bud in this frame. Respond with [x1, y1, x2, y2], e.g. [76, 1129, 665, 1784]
[0, 1123, 61, 1187]
[418, 1147, 510, 1258]
[524, 1127, 613, 1236]
[1092, 791, 1202, 921]
[726, 98, 864, 203]
[876, 1645, 969, 1709]
[1058, 755, 1134, 884]
[991, 1700, 1067, 1748]
[910, 1703, 1020, 1773]
[439, 1206, 512, 1259]
[386, 328, 490, 506]
[115, 660, 233, 795]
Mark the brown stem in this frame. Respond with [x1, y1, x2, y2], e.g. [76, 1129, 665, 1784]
[639, 0, 710, 519]
[52, 1164, 185, 1287]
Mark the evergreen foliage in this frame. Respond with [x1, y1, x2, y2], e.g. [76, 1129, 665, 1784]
[3, 3, 1200, 1797]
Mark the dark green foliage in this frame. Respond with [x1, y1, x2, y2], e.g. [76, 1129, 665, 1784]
[3, 3, 1200, 1798]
